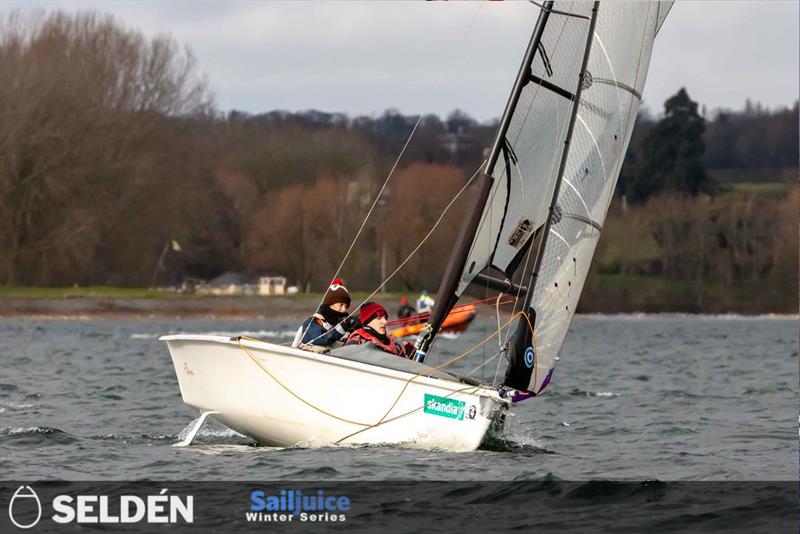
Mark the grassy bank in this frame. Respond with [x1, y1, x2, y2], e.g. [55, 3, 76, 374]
[0, 286, 410, 302]
[1, 283, 793, 315]
[0, 286, 170, 299]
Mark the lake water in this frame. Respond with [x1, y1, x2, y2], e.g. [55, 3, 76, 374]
[0, 316, 798, 534]
[1, 315, 796, 482]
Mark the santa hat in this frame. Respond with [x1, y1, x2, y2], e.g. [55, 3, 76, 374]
[323, 278, 351, 307]
[359, 302, 388, 325]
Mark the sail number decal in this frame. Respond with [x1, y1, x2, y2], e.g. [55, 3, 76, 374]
[424, 394, 465, 420]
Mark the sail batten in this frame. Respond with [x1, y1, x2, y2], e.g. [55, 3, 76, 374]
[529, 75, 576, 101]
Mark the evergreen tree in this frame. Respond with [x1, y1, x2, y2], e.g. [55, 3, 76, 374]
[628, 88, 714, 202]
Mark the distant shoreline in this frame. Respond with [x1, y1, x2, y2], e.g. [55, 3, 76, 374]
[1, 297, 795, 320]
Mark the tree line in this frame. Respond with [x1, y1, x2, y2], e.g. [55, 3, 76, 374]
[1, 11, 796, 311]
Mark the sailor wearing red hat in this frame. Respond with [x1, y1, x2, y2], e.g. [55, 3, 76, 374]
[346, 302, 415, 358]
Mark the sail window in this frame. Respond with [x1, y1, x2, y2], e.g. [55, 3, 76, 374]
[508, 218, 533, 248]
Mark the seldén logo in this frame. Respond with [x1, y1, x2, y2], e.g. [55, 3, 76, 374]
[7, 486, 193, 529]
[8, 486, 42, 529]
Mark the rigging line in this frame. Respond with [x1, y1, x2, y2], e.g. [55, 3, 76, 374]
[484, 161, 496, 377]
[308, 113, 422, 318]
[495, 294, 504, 351]
[466, 351, 501, 377]
[529, 0, 591, 20]
[492, 342, 507, 386]
[293, 160, 485, 348]
[300, 0, 489, 344]
[343, 161, 484, 309]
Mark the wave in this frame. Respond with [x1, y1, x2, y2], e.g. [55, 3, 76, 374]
[173, 417, 253, 446]
[1, 425, 78, 445]
[0, 401, 35, 411]
[545, 388, 621, 399]
[581, 312, 798, 321]
[287, 466, 341, 477]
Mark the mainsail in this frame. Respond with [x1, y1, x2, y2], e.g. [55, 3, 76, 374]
[420, 1, 673, 395]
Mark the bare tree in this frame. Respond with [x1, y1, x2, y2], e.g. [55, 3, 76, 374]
[0, 10, 211, 284]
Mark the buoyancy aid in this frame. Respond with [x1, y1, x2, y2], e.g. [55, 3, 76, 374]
[291, 313, 346, 348]
[346, 327, 404, 357]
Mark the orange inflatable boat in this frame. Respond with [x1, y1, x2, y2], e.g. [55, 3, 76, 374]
[389, 303, 477, 338]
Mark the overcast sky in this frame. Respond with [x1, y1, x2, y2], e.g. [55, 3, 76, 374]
[4, 1, 798, 121]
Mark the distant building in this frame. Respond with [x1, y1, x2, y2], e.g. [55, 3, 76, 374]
[193, 272, 291, 296]
[199, 271, 255, 296]
[258, 276, 287, 296]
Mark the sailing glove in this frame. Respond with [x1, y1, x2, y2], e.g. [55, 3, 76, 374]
[341, 314, 359, 333]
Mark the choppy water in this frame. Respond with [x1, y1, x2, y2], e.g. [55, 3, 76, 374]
[0, 315, 796, 482]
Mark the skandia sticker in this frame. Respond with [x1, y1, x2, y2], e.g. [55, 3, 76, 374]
[424, 393, 465, 420]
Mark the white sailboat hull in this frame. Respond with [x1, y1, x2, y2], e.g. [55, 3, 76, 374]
[161, 335, 508, 452]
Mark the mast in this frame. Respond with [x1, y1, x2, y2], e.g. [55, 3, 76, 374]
[415, 2, 555, 360]
[504, 1, 600, 391]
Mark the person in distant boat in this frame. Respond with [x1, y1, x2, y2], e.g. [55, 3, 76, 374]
[397, 296, 415, 320]
[346, 302, 416, 358]
[416, 289, 435, 315]
[293, 279, 358, 352]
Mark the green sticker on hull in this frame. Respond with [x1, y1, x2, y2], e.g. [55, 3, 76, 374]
[424, 393, 465, 420]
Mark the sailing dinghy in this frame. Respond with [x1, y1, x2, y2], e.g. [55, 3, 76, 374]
[163, 1, 673, 452]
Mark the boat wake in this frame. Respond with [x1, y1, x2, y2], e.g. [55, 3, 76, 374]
[175, 416, 254, 446]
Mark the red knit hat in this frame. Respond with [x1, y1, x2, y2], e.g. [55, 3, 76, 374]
[323, 278, 351, 307]
[359, 302, 387, 325]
